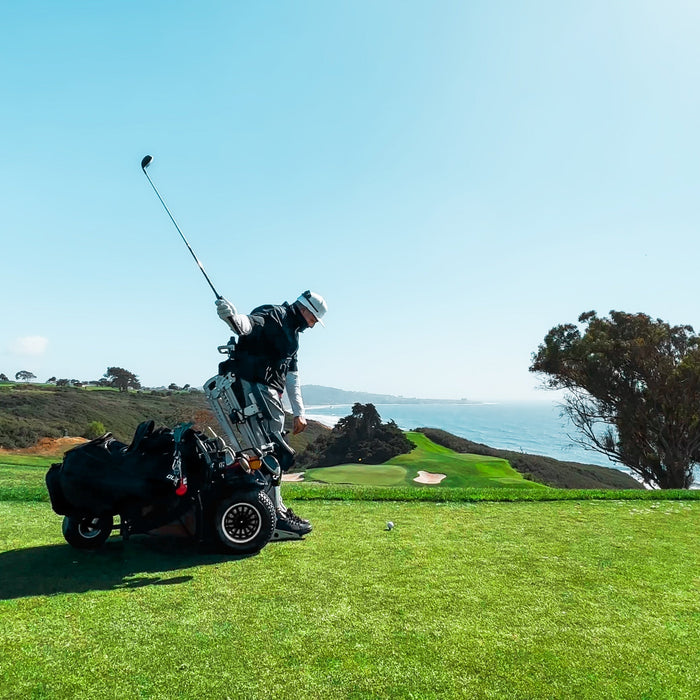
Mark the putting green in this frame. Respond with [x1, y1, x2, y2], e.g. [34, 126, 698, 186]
[306, 463, 408, 486]
[306, 432, 544, 489]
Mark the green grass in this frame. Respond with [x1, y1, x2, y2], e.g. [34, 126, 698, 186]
[307, 432, 547, 489]
[282, 482, 700, 502]
[1, 499, 699, 699]
[306, 463, 410, 486]
[2, 454, 700, 505]
[0, 457, 56, 503]
[0, 454, 56, 468]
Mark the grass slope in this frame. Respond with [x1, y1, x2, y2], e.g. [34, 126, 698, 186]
[0, 385, 212, 448]
[306, 431, 545, 490]
[418, 427, 642, 490]
[1, 500, 699, 698]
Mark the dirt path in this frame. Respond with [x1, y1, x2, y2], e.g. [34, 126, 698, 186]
[0, 436, 87, 457]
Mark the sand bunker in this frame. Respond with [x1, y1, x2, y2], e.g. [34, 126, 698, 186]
[413, 470, 447, 485]
[281, 473, 305, 482]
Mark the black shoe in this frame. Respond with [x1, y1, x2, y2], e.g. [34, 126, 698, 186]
[274, 511, 312, 540]
[285, 508, 311, 527]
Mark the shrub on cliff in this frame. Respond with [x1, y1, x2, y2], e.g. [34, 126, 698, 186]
[296, 403, 414, 468]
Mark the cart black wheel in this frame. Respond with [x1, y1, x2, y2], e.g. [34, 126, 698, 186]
[215, 491, 276, 554]
[62, 515, 113, 550]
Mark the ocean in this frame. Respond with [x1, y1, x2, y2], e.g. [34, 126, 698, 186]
[306, 401, 612, 466]
[305, 401, 699, 487]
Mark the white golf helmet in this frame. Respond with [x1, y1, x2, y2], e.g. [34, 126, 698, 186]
[296, 290, 327, 326]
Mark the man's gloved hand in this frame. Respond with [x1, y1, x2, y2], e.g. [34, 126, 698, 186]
[293, 416, 308, 435]
[216, 297, 236, 322]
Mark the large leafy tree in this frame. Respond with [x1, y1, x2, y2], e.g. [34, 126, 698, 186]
[15, 370, 36, 382]
[104, 367, 141, 393]
[530, 311, 700, 489]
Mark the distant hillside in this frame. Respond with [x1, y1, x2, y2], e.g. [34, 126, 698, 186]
[296, 385, 472, 407]
[0, 383, 642, 490]
[0, 384, 327, 453]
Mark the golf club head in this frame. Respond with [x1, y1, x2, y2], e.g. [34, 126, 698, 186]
[141, 155, 153, 170]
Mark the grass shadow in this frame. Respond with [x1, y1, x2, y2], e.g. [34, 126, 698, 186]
[0, 535, 250, 600]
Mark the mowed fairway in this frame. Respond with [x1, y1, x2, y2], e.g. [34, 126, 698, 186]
[0, 456, 55, 501]
[2, 499, 699, 699]
[307, 431, 543, 489]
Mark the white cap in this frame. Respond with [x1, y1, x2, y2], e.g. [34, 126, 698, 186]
[296, 290, 327, 326]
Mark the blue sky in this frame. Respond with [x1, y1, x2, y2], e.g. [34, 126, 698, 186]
[1, 1, 699, 401]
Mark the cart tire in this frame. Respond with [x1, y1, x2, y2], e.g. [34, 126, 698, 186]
[62, 515, 113, 550]
[215, 491, 276, 554]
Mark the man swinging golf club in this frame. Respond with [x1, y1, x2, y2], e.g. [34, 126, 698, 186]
[141, 155, 325, 537]
[215, 290, 327, 538]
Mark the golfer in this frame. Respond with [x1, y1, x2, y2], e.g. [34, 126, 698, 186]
[215, 290, 327, 538]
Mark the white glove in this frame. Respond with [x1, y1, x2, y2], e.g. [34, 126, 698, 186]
[216, 297, 236, 321]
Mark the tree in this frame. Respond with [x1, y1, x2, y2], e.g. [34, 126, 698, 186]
[297, 403, 414, 468]
[0, 373, 9, 382]
[15, 370, 36, 382]
[530, 310, 700, 489]
[104, 367, 141, 392]
[46, 376, 57, 384]
[335, 402, 383, 441]
[83, 420, 107, 439]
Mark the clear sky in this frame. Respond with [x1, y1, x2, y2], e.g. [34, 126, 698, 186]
[1, 1, 699, 401]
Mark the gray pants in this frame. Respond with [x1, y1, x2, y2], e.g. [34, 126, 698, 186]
[239, 379, 287, 514]
[239, 379, 285, 437]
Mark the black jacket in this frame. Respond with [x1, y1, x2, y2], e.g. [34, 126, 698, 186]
[230, 302, 305, 392]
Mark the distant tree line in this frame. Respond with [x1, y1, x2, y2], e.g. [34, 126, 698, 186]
[0, 367, 194, 393]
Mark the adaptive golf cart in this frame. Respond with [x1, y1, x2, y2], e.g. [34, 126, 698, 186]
[46, 340, 297, 555]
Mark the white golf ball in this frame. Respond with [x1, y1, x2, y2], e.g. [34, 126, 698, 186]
[386, 521, 394, 530]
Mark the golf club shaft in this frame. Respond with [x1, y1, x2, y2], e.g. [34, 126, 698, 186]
[141, 159, 221, 300]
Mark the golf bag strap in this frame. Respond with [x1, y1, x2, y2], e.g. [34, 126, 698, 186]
[127, 420, 155, 453]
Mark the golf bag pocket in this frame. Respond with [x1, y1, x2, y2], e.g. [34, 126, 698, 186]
[46, 462, 74, 516]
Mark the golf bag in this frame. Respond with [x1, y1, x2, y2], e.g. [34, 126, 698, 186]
[45, 421, 190, 518]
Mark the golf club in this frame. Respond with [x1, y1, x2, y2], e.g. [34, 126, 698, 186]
[140, 155, 222, 300]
